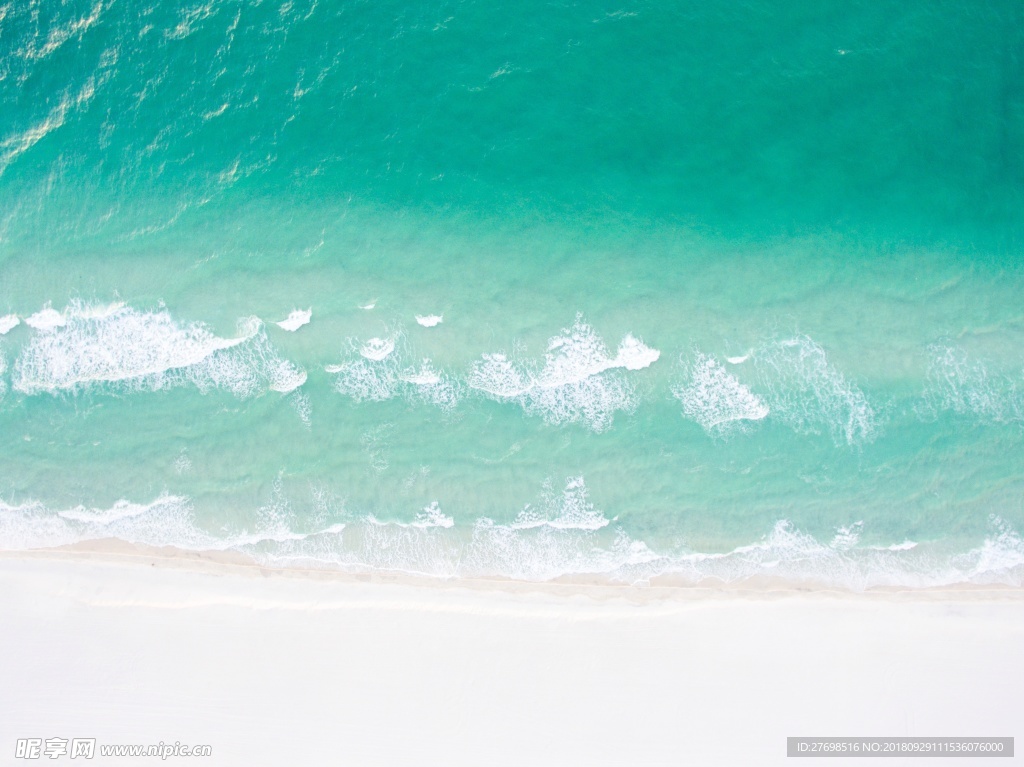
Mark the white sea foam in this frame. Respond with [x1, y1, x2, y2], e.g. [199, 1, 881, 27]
[655, 519, 1023, 589]
[401, 365, 441, 386]
[401, 359, 461, 411]
[468, 316, 659, 431]
[468, 353, 533, 398]
[412, 502, 454, 529]
[174, 451, 193, 475]
[752, 335, 877, 445]
[327, 336, 402, 402]
[510, 477, 610, 530]
[268, 363, 307, 393]
[24, 306, 66, 331]
[58, 499, 168, 526]
[13, 301, 305, 397]
[415, 314, 443, 327]
[360, 337, 396, 361]
[524, 369, 635, 431]
[328, 356, 400, 402]
[883, 541, 918, 552]
[328, 335, 461, 411]
[293, 477, 648, 580]
[829, 521, 862, 551]
[2, 492, 1022, 589]
[275, 308, 311, 332]
[922, 345, 1023, 425]
[71, 301, 126, 319]
[614, 333, 661, 370]
[957, 517, 1024, 582]
[290, 390, 312, 427]
[0, 494, 214, 551]
[462, 521, 659, 582]
[252, 474, 303, 545]
[673, 351, 769, 434]
[0, 315, 19, 334]
[23, 301, 127, 332]
[0, 491, 353, 558]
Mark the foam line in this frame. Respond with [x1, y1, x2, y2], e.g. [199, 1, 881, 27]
[2, 491, 1022, 589]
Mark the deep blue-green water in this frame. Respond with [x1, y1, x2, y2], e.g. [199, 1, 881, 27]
[2, 0, 1023, 587]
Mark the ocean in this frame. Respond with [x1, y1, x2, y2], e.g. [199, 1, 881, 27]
[1, 0, 1023, 588]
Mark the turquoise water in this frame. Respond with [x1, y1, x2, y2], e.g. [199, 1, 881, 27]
[2, 0, 1023, 587]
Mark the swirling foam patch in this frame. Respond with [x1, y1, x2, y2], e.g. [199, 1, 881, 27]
[673, 351, 769, 434]
[752, 336, 877, 446]
[923, 344, 1024, 425]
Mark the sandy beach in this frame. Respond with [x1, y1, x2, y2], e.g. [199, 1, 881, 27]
[1, 547, 1020, 766]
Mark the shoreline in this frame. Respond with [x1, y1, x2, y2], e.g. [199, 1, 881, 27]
[3, 539, 1022, 601]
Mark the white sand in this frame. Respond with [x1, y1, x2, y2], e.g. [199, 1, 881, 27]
[1, 550, 1021, 766]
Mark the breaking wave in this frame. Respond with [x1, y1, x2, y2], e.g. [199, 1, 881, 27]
[12, 301, 305, 397]
[8, 303, 1019, 448]
[509, 476, 611, 530]
[326, 333, 462, 411]
[275, 309, 312, 332]
[0, 495, 214, 551]
[653, 518, 1024, 589]
[673, 351, 769, 434]
[368, 501, 454, 529]
[0, 315, 19, 335]
[468, 315, 660, 432]
[3, 483, 1022, 590]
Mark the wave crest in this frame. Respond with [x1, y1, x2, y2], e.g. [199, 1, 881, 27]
[468, 316, 659, 432]
[13, 302, 304, 397]
[275, 309, 311, 332]
[0, 315, 20, 335]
